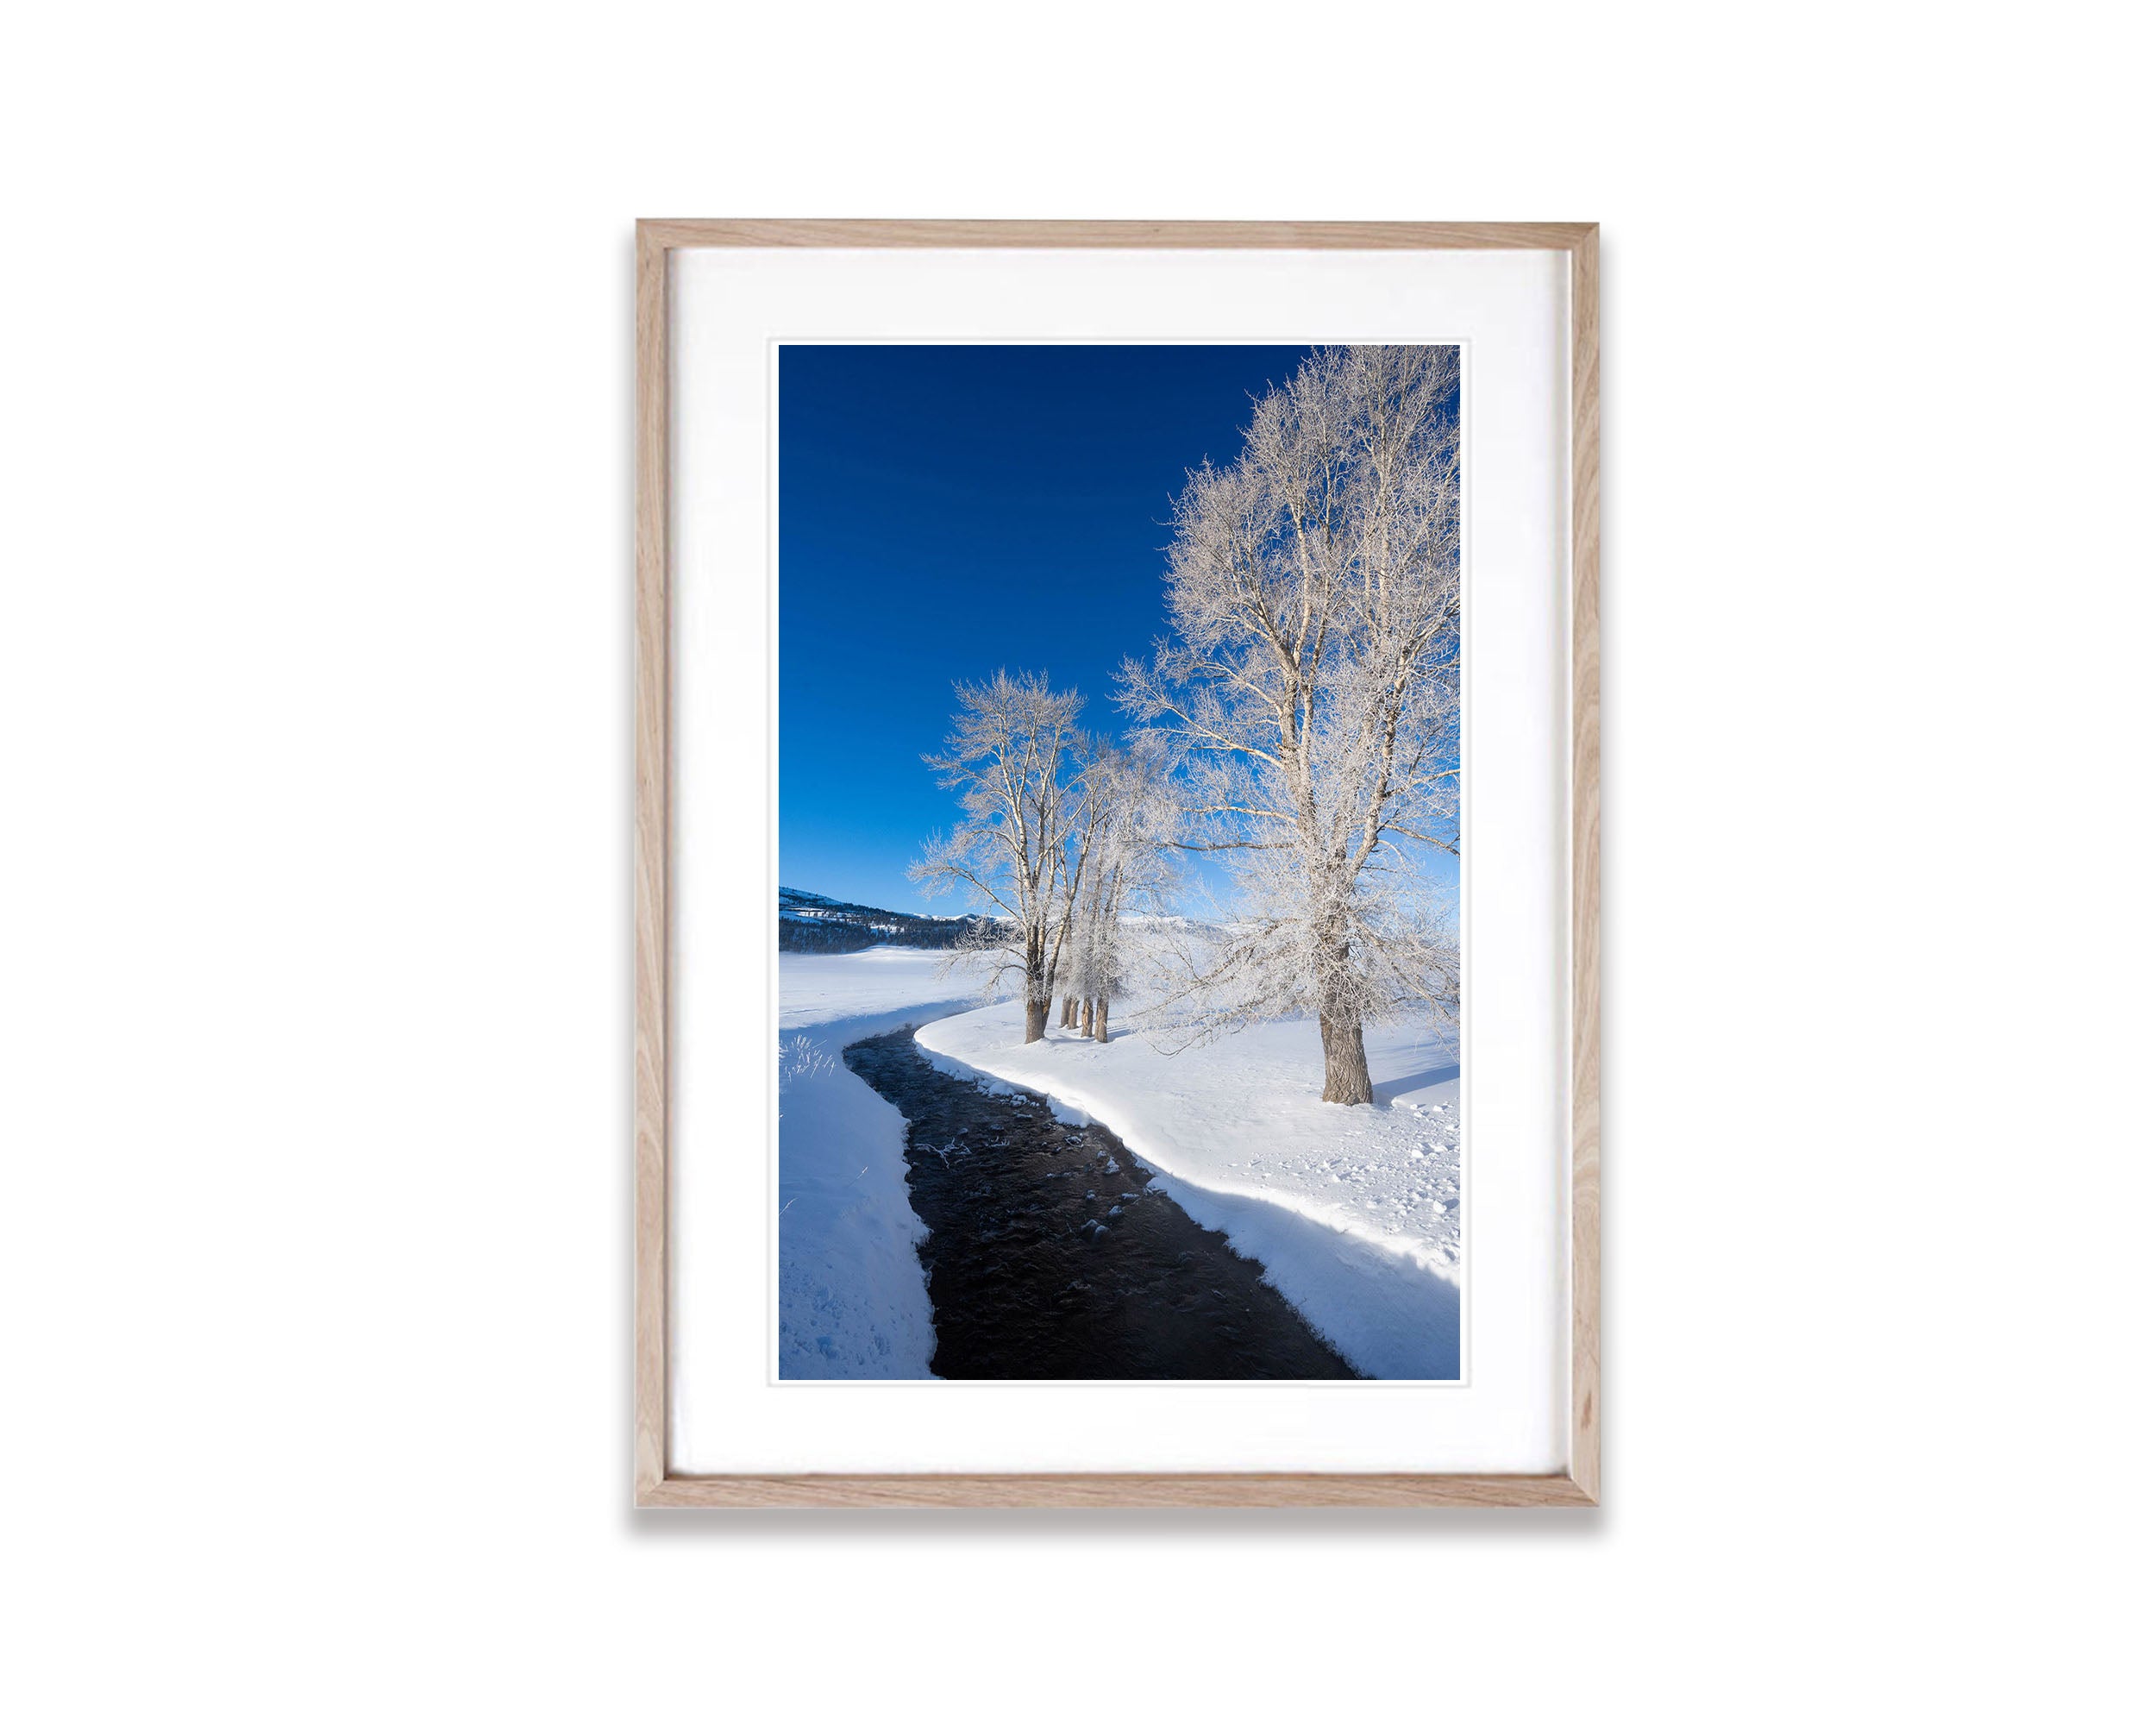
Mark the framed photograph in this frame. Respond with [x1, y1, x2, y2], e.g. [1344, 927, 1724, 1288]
[636, 221, 1599, 1506]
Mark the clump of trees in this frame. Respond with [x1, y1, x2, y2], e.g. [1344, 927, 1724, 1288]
[912, 676, 1178, 1046]
[915, 346, 1461, 1103]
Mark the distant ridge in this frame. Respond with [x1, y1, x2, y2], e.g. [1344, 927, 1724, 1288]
[778, 887, 997, 954]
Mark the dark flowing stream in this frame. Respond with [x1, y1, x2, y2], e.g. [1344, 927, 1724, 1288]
[843, 1027, 1359, 1379]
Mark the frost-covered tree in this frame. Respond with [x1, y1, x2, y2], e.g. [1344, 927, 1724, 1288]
[1064, 742, 1179, 1041]
[1119, 346, 1463, 1104]
[912, 669, 1092, 1043]
[1049, 740, 1112, 1036]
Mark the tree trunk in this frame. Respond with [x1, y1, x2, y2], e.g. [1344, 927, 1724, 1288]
[1025, 995, 1050, 1043]
[1318, 1009, 1372, 1104]
[1080, 999, 1094, 1037]
[1093, 997, 1109, 1042]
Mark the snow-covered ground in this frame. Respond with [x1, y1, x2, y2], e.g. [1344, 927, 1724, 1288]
[779, 945, 988, 1032]
[777, 945, 1463, 1381]
[775, 949, 988, 1378]
[915, 1004, 1462, 1378]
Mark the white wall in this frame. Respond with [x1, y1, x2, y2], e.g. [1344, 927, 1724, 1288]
[3, 4, 2147, 1719]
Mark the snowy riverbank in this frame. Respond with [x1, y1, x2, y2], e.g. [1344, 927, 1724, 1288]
[775, 949, 988, 1377]
[914, 1003, 1462, 1378]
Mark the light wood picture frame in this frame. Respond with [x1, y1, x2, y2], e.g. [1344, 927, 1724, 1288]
[635, 221, 1600, 1507]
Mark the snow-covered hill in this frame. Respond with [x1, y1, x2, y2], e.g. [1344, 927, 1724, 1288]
[777, 886, 996, 954]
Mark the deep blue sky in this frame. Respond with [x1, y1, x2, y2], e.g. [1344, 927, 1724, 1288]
[780, 344, 1314, 913]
